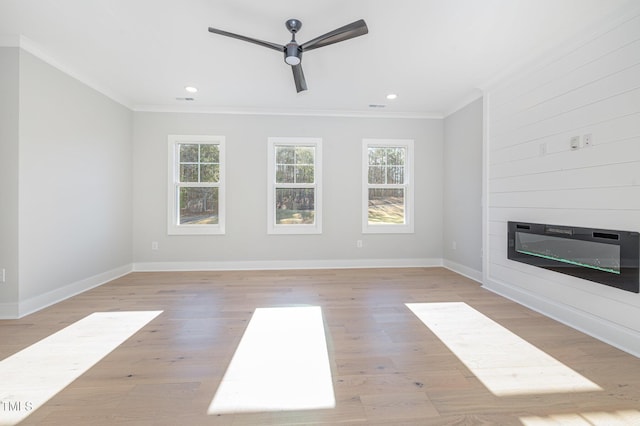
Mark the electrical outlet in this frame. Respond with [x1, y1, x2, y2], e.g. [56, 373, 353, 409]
[583, 133, 593, 147]
[1, 268, 5, 283]
[151, 241, 159, 250]
[452, 241, 457, 250]
[356, 240, 363, 248]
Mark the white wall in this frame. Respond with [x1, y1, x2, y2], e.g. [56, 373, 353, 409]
[484, 8, 640, 355]
[16, 50, 133, 315]
[132, 112, 443, 269]
[443, 98, 483, 281]
[0, 47, 20, 317]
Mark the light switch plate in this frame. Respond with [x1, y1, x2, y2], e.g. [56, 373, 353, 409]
[570, 136, 580, 150]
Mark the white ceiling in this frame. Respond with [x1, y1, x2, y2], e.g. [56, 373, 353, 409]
[0, 0, 635, 117]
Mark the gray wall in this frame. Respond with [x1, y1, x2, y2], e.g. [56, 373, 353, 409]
[17, 50, 133, 313]
[0, 47, 20, 317]
[443, 98, 483, 280]
[133, 112, 443, 268]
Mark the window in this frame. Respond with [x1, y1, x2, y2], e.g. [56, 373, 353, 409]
[267, 138, 322, 234]
[362, 139, 414, 233]
[168, 135, 225, 235]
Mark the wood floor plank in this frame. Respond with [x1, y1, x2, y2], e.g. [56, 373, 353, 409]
[1, 267, 639, 425]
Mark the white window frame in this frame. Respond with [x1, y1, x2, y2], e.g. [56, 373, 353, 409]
[167, 135, 225, 235]
[267, 137, 322, 235]
[362, 139, 414, 234]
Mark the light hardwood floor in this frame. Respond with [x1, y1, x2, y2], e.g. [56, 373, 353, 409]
[2, 267, 640, 425]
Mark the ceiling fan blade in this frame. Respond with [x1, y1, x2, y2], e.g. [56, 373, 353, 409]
[292, 64, 307, 93]
[208, 27, 284, 52]
[300, 19, 368, 52]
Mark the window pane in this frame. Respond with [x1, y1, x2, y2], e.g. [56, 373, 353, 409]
[180, 144, 198, 162]
[180, 164, 198, 182]
[200, 144, 219, 163]
[276, 188, 315, 224]
[296, 147, 314, 165]
[386, 166, 405, 184]
[200, 164, 220, 183]
[276, 165, 295, 183]
[295, 165, 315, 183]
[368, 148, 386, 166]
[179, 187, 219, 224]
[387, 147, 405, 165]
[368, 188, 405, 224]
[276, 146, 295, 164]
[368, 165, 385, 184]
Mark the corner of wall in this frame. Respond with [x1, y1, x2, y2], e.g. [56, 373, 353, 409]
[442, 260, 482, 283]
[0, 303, 19, 319]
[17, 264, 133, 318]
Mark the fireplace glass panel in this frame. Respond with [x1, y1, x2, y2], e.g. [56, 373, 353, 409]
[515, 232, 620, 275]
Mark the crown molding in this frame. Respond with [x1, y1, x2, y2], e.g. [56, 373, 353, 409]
[132, 103, 444, 120]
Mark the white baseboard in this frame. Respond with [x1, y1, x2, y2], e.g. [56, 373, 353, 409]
[16, 264, 133, 319]
[133, 258, 443, 272]
[442, 259, 482, 283]
[484, 277, 640, 358]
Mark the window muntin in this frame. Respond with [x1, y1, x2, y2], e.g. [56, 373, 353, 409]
[276, 146, 315, 184]
[368, 147, 405, 185]
[268, 138, 322, 234]
[168, 135, 225, 235]
[363, 139, 414, 233]
[179, 143, 220, 184]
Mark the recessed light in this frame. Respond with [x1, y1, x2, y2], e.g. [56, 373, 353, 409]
[386, 93, 398, 100]
[185, 86, 198, 93]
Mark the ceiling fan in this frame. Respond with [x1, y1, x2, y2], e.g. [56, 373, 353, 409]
[207, 18, 368, 93]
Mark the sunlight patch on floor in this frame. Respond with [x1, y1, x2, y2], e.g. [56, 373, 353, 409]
[406, 302, 601, 396]
[0, 310, 162, 426]
[520, 409, 640, 425]
[208, 306, 335, 414]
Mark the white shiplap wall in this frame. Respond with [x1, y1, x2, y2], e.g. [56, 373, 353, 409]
[484, 8, 640, 356]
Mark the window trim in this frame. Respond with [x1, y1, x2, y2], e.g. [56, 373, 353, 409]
[267, 137, 322, 235]
[362, 138, 414, 234]
[167, 135, 225, 235]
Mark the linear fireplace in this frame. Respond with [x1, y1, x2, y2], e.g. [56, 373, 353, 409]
[507, 221, 639, 293]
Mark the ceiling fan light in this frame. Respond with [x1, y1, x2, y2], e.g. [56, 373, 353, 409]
[285, 43, 301, 66]
[285, 56, 301, 66]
